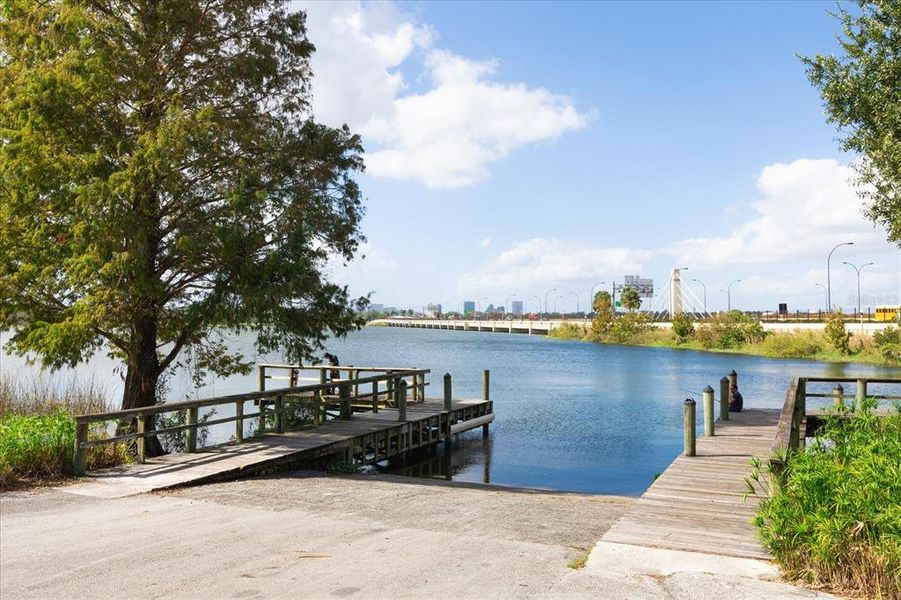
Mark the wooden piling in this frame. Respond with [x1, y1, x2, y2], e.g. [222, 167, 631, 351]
[443, 373, 452, 412]
[719, 376, 730, 421]
[483, 369, 490, 402]
[186, 407, 198, 452]
[703, 386, 715, 436]
[74, 422, 88, 475]
[834, 384, 845, 408]
[137, 416, 147, 463]
[235, 401, 244, 443]
[340, 383, 352, 419]
[728, 369, 737, 390]
[372, 379, 379, 413]
[683, 398, 696, 457]
[397, 379, 407, 422]
[275, 394, 285, 433]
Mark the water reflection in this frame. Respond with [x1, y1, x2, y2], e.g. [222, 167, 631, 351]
[381, 431, 493, 484]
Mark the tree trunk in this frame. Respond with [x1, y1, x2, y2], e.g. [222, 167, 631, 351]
[121, 315, 165, 457]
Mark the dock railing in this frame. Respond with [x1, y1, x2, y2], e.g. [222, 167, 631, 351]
[73, 366, 430, 475]
[770, 376, 901, 472]
[257, 363, 429, 406]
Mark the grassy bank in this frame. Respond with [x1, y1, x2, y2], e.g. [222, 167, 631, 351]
[749, 401, 901, 598]
[0, 376, 128, 489]
[549, 314, 900, 366]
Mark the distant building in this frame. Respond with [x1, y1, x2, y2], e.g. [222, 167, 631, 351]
[511, 300, 524, 315]
[463, 300, 475, 315]
[426, 303, 442, 318]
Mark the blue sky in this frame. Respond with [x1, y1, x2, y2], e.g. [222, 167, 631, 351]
[296, 1, 899, 314]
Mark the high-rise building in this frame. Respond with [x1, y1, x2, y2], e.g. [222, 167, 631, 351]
[511, 300, 524, 315]
[426, 303, 442, 318]
[463, 300, 475, 315]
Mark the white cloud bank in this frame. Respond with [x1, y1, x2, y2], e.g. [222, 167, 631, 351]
[456, 159, 899, 296]
[299, 1, 592, 188]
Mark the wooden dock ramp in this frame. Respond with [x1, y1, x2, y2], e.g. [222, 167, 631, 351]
[601, 408, 780, 560]
[62, 398, 490, 499]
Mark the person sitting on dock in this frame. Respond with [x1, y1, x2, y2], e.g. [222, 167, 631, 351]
[729, 383, 743, 412]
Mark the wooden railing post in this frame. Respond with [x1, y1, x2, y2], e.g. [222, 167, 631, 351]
[289, 367, 297, 388]
[258, 401, 266, 435]
[444, 373, 452, 412]
[372, 379, 379, 413]
[186, 407, 198, 452]
[275, 394, 285, 433]
[74, 422, 88, 475]
[339, 383, 352, 419]
[683, 398, 696, 457]
[856, 379, 867, 407]
[834, 384, 845, 408]
[352, 368, 359, 399]
[703, 386, 715, 436]
[258, 365, 266, 392]
[482, 369, 490, 402]
[397, 379, 407, 422]
[137, 415, 147, 463]
[317, 369, 327, 424]
[719, 376, 730, 421]
[235, 401, 244, 443]
[386, 372, 394, 406]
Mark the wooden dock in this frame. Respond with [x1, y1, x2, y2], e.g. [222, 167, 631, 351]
[63, 398, 491, 499]
[601, 408, 780, 560]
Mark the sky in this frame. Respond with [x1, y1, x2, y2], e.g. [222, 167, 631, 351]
[293, 0, 900, 314]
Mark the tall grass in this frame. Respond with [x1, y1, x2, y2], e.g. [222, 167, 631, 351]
[0, 375, 128, 489]
[750, 400, 901, 598]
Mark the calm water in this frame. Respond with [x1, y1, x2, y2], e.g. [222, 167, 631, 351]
[2, 327, 899, 495]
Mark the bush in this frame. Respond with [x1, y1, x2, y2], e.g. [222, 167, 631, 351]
[671, 313, 694, 342]
[873, 326, 901, 364]
[605, 313, 653, 344]
[825, 309, 852, 355]
[550, 322, 589, 341]
[757, 330, 823, 358]
[750, 401, 901, 597]
[695, 310, 767, 349]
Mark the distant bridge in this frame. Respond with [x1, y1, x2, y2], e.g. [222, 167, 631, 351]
[373, 318, 894, 335]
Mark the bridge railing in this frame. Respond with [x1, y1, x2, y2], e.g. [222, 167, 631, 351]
[73, 366, 430, 475]
[770, 376, 901, 472]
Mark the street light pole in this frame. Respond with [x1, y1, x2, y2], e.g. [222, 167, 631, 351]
[726, 279, 741, 311]
[569, 291, 579, 316]
[589, 281, 605, 315]
[531, 296, 541, 314]
[544, 288, 557, 317]
[827, 241, 854, 312]
[843, 261, 874, 322]
[691, 278, 707, 314]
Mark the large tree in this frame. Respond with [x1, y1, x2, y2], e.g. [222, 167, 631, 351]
[0, 1, 367, 452]
[802, 0, 901, 246]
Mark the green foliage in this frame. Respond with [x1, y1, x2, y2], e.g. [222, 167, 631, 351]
[756, 330, 824, 358]
[327, 460, 361, 475]
[620, 287, 641, 313]
[874, 326, 901, 364]
[606, 313, 653, 344]
[671, 313, 695, 342]
[0, 1, 367, 415]
[592, 291, 612, 314]
[802, 0, 901, 246]
[750, 401, 901, 596]
[694, 310, 767, 349]
[550, 322, 589, 341]
[825, 310, 852, 355]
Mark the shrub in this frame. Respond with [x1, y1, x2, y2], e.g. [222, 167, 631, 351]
[671, 313, 694, 342]
[551, 322, 589, 341]
[606, 313, 653, 344]
[824, 309, 852, 355]
[757, 331, 823, 358]
[695, 311, 766, 349]
[750, 401, 901, 597]
[873, 326, 901, 364]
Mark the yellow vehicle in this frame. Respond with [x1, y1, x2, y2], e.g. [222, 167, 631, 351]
[875, 305, 901, 322]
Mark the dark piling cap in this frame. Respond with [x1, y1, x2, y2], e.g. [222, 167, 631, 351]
[704, 385, 714, 393]
[729, 369, 737, 377]
[684, 398, 696, 406]
[720, 376, 729, 383]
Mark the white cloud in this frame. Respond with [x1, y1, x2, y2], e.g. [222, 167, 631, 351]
[479, 237, 492, 248]
[298, 1, 592, 189]
[457, 238, 653, 293]
[670, 159, 888, 266]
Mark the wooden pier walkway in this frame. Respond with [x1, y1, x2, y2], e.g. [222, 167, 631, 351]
[601, 408, 780, 560]
[63, 398, 490, 499]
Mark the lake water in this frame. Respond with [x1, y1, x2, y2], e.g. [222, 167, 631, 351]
[2, 327, 899, 495]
